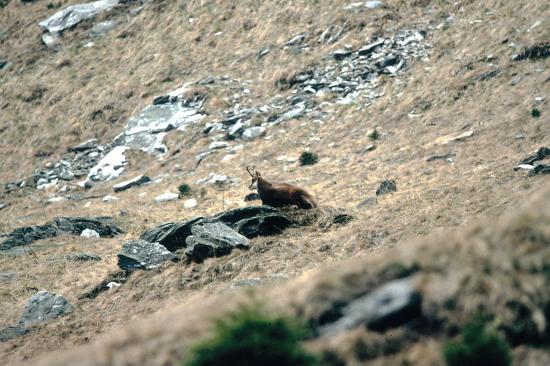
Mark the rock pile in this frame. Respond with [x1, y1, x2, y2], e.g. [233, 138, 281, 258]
[0, 216, 122, 250]
[0, 291, 73, 342]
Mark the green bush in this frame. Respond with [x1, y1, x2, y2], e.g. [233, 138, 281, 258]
[178, 183, 191, 196]
[531, 108, 541, 118]
[300, 151, 319, 166]
[184, 305, 323, 366]
[443, 315, 511, 366]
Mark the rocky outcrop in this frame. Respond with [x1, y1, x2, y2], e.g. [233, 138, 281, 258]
[117, 240, 178, 270]
[185, 222, 249, 262]
[113, 174, 151, 192]
[0, 217, 122, 250]
[39, 0, 119, 34]
[318, 277, 422, 336]
[140, 206, 294, 253]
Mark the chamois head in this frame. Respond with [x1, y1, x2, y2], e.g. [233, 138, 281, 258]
[246, 165, 261, 190]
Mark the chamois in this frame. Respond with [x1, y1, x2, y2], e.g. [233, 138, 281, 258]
[246, 166, 317, 209]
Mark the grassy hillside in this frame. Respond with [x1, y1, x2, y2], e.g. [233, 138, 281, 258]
[0, 0, 548, 365]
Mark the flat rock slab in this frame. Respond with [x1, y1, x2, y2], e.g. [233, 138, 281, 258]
[113, 175, 151, 192]
[318, 277, 421, 336]
[0, 326, 28, 343]
[185, 222, 249, 262]
[19, 291, 74, 327]
[117, 240, 178, 270]
[39, 0, 119, 34]
[139, 206, 293, 252]
[0, 217, 122, 250]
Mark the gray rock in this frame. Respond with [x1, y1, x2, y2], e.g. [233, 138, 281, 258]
[185, 222, 249, 262]
[358, 197, 378, 208]
[286, 33, 307, 46]
[519, 147, 550, 166]
[41, 33, 60, 47]
[427, 153, 455, 162]
[365, 0, 383, 9]
[69, 139, 99, 153]
[140, 217, 204, 251]
[333, 49, 353, 61]
[0, 271, 17, 282]
[113, 175, 151, 192]
[0, 203, 8, 210]
[376, 179, 396, 196]
[113, 95, 204, 155]
[64, 253, 101, 261]
[528, 164, 550, 177]
[139, 206, 293, 252]
[90, 20, 118, 37]
[86, 146, 128, 183]
[318, 277, 421, 336]
[39, 0, 120, 34]
[242, 126, 266, 140]
[0, 216, 122, 250]
[155, 192, 179, 202]
[117, 240, 178, 270]
[0, 326, 28, 343]
[19, 291, 74, 327]
[232, 278, 263, 288]
[0, 59, 9, 70]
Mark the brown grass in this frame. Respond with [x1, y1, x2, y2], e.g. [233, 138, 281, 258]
[0, 0, 549, 364]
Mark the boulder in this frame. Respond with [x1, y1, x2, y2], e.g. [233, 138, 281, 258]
[19, 291, 74, 327]
[69, 138, 99, 153]
[318, 277, 421, 336]
[0, 326, 28, 343]
[113, 175, 151, 192]
[242, 126, 266, 140]
[139, 217, 205, 251]
[0, 217, 122, 250]
[376, 179, 397, 196]
[155, 192, 179, 203]
[81, 228, 100, 239]
[117, 240, 178, 270]
[139, 206, 293, 252]
[86, 146, 128, 184]
[64, 253, 101, 261]
[39, 0, 120, 34]
[185, 222, 249, 262]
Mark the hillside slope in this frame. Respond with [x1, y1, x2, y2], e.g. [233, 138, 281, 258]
[0, 0, 549, 365]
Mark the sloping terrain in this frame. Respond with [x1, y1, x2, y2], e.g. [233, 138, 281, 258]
[0, 0, 549, 365]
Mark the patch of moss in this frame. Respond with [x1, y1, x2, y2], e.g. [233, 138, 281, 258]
[443, 315, 511, 366]
[184, 305, 323, 366]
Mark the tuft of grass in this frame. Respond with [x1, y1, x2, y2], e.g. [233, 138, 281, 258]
[443, 315, 511, 366]
[178, 183, 192, 196]
[368, 128, 379, 140]
[531, 108, 541, 118]
[300, 151, 319, 166]
[183, 304, 323, 366]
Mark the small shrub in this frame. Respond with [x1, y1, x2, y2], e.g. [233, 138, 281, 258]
[368, 128, 379, 140]
[443, 315, 511, 366]
[300, 151, 319, 166]
[178, 183, 191, 196]
[184, 305, 323, 366]
[531, 108, 541, 118]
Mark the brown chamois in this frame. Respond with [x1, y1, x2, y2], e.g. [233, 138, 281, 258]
[246, 166, 317, 209]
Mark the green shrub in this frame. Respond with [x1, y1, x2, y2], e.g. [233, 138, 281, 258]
[184, 305, 323, 366]
[531, 108, 541, 118]
[368, 128, 379, 140]
[178, 183, 191, 196]
[300, 151, 319, 166]
[443, 315, 511, 366]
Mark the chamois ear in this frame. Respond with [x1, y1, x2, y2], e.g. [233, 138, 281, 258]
[256, 171, 261, 177]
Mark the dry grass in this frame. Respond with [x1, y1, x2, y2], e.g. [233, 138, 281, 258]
[0, 0, 549, 364]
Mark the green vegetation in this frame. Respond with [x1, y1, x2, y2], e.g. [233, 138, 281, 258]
[531, 108, 541, 118]
[178, 183, 192, 196]
[300, 151, 319, 166]
[184, 305, 323, 366]
[443, 315, 511, 366]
